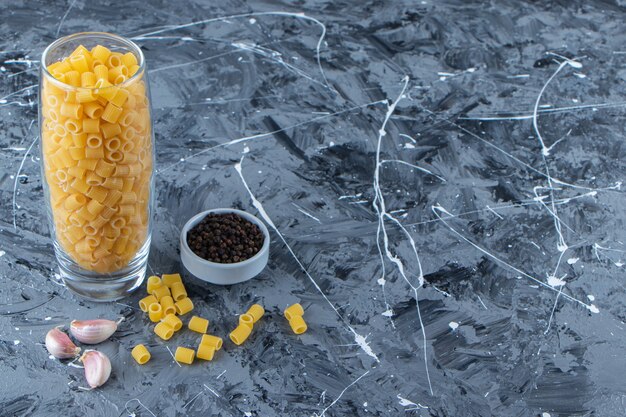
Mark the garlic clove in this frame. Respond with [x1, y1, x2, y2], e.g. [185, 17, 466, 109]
[45, 327, 81, 359]
[80, 350, 112, 389]
[70, 318, 123, 344]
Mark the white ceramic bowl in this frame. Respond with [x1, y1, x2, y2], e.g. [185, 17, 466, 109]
[180, 208, 270, 285]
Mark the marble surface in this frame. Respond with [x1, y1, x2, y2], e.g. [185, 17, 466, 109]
[1, 1, 626, 416]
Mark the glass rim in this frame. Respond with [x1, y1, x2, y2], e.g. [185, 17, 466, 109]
[41, 31, 146, 91]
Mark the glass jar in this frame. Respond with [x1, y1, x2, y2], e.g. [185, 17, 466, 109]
[39, 33, 154, 301]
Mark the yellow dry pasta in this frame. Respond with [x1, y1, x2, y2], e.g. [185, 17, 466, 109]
[138, 294, 158, 312]
[229, 324, 252, 346]
[174, 297, 194, 316]
[162, 313, 183, 331]
[151, 285, 170, 301]
[246, 304, 265, 323]
[284, 303, 305, 321]
[170, 282, 187, 301]
[154, 321, 174, 341]
[200, 334, 223, 350]
[188, 316, 209, 334]
[161, 273, 182, 288]
[288, 315, 308, 335]
[239, 314, 254, 329]
[131, 344, 150, 364]
[148, 303, 162, 322]
[174, 347, 194, 365]
[42, 44, 152, 273]
[160, 295, 176, 316]
[196, 344, 215, 361]
[146, 275, 162, 293]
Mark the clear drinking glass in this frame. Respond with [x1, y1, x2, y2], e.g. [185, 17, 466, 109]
[39, 33, 154, 301]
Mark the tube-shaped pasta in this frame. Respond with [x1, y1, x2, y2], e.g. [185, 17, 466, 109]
[122, 52, 138, 68]
[81, 71, 96, 88]
[71, 177, 90, 194]
[139, 294, 158, 312]
[95, 160, 115, 177]
[154, 321, 174, 341]
[64, 70, 81, 87]
[170, 282, 187, 301]
[82, 118, 99, 133]
[76, 89, 96, 103]
[151, 285, 170, 301]
[196, 344, 215, 361]
[131, 344, 151, 365]
[200, 334, 223, 350]
[93, 64, 109, 81]
[161, 273, 182, 288]
[121, 179, 135, 193]
[146, 276, 162, 293]
[102, 177, 123, 191]
[110, 89, 129, 107]
[102, 190, 122, 208]
[148, 303, 162, 322]
[86, 199, 104, 216]
[284, 303, 305, 321]
[86, 172, 103, 186]
[64, 119, 81, 134]
[162, 313, 183, 331]
[78, 158, 98, 170]
[85, 186, 107, 204]
[68, 146, 85, 161]
[112, 164, 130, 177]
[174, 347, 194, 365]
[229, 324, 252, 346]
[101, 122, 121, 138]
[288, 315, 308, 335]
[112, 235, 128, 255]
[92, 45, 111, 63]
[60, 102, 82, 119]
[239, 314, 254, 329]
[76, 206, 97, 221]
[82, 102, 103, 119]
[69, 54, 89, 73]
[160, 296, 176, 316]
[188, 316, 209, 334]
[128, 64, 140, 76]
[174, 297, 194, 316]
[101, 102, 123, 123]
[246, 304, 265, 323]
[107, 53, 123, 68]
[104, 137, 121, 152]
[64, 193, 87, 210]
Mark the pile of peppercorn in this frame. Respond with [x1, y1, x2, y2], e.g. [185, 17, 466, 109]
[186, 212, 265, 264]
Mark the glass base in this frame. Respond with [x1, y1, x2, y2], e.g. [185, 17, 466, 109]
[57, 237, 150, 302]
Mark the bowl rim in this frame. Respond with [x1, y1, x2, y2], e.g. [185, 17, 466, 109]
[180, 208, 270, 270]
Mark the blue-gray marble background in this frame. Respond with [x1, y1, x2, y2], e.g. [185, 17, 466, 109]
[1, 0, 625, 416]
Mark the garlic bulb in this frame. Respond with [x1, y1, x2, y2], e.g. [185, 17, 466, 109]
[45, 327, 80, 359]
[70, 318, 123, 344]
[80, 350, 111, 388]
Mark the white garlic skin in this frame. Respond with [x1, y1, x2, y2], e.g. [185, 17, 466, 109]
[45, 327, 80, 359]
[80, 350, 112, 389]
[70, 319, 120, 344]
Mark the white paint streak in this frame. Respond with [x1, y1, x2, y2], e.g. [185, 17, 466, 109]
[314, 370, 370, 417]
[235, 157, 379, 362]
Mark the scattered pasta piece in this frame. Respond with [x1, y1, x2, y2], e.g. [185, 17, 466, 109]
[151, 285, 170, 301]
[239, 314, 254, 329]
[196, 344, 215, 361]
[200, 334, 223, 350]
[148, 303, 162, 323]
[138, 294, 157, 312]
[131, 344, 150, 364]
[146, 276, 161, 294]
[229, 324, 252, 346]
[245, 304, 265, 323]
[174, 347, 194, 365]
[188, 316, 209, 334]
[160, 296, 176, 316]
[162, 313, 182, 331]
[284, 303, 304, 321]
[161, 273, 182, 288]
[170, 282, 187, 301]
[154, 321, 174, 340]
[289, 315, 308, 335]
[174, 297, 194, 315]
